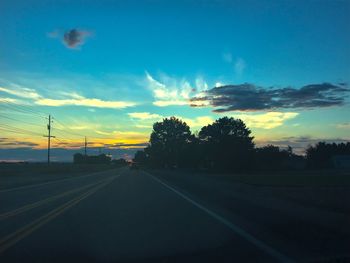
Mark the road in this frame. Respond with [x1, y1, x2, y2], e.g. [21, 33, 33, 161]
[0, 168, 349, 262]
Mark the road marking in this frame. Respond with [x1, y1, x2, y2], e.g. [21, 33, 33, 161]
[0, 169, 119, 193]
[145, 171, 294, 263]
[0, 176, 115, 220]
[0, 176, 116, 254]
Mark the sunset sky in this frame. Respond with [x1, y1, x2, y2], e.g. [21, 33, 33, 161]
[0, 0, 349, 161]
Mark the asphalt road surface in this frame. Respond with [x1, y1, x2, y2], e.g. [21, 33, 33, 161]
[0, 168, 349, 262]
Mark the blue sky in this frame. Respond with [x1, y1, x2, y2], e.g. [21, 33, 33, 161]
[0, 0, 349, 161]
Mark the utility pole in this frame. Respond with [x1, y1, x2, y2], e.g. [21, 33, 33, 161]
[84, 136, 87, 156]
[44, 114, 55, 164]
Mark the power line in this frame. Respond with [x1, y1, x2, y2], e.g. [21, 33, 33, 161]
[0, 127, 42, 137]
[0, 124, 43, 137]
[0, 114, 44, 128]
[0, 107, 109, 158]
[52, 126, 84, 138]
[0, 102, 47, 118]
[52, 129, 74, 140]
[3, 100, 48, 115]
[52, 117, 85, 138]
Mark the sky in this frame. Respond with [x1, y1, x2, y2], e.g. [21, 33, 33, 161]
[0, 0, 349, 161]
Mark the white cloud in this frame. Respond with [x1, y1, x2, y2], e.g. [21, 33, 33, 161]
[222, 52, 233, 63]
[0, 86, 41, 99]
[69, 125, 89, 130]
[234, 58, 246, 75]
[128, 112, 162, 120]
[336, 123, 350, 129]
[215, 82, 224, 87]
[230, 112, 299, 129]
[35, 98, 135, 108]
[95, 130, 111, 135]
[128, 111, 214, 130]
[153, 100, 189, 107]
[179, 116, 214, 129]
[146, 72, 209, 107]
[59, 91, 85, 99]
[0, 97, 18, 103]
[0, 84, 136, 109]
[222, 52, 247, 76]
[195, 77, 208, 92]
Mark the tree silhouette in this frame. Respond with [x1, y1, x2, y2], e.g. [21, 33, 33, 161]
[132, 116, 350, 172]
[133, 150, 148, 165]
[198, 117, 254, 171]
[306, 142, 350, 169]
[146, 117, 194, 168]
[255, 145, 291, 170]
[73, 153, 111, 164]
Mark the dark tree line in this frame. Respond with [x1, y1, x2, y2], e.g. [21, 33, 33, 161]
[73, 153, 128, 167]
[134, 116, 350, 171]
[74, 153, 112, 164]
[306, 142, 350, 169]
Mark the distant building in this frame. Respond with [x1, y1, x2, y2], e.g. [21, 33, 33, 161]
[332, 155, 350, 169]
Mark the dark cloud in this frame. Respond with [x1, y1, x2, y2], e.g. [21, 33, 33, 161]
[63, 29, 91, 48]
[0, 138, 39, 148]
[191, 83, 349, 112]
[48, 29, 91, 49]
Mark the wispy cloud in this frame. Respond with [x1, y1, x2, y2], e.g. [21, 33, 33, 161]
[129, 112, 290, 131]
[0, 138, 39, 148]
[128, 112, 162, 120]
[95, 130, 111, 136]
[48, 28, 92, 49]
[0, 86, 40, 99]
[146, 72, 208, 107]
[336, 122, 350, 129]
[191, 83, 349, 112]
[234, 58, 246, 75]
[222, 52, 233, 63]
[0, 97, 18, 103]
[222, 52, 246, 75]
[103, 142, 149, 149]
[0, 84, 136, 109]
[35, 98, 135, 108]
[128, 111, 214, 130]
[178, 116, 214, 129]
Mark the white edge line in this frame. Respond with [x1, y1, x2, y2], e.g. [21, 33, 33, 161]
[145, 171, 294, 263]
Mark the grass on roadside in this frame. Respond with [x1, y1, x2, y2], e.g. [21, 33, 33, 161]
[220, 172, 350, 187]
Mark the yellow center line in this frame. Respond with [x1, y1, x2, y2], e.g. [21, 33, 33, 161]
[0, 175, 116, 221]
[0, 176, 117, 254]
[0, 169, 120, 193]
